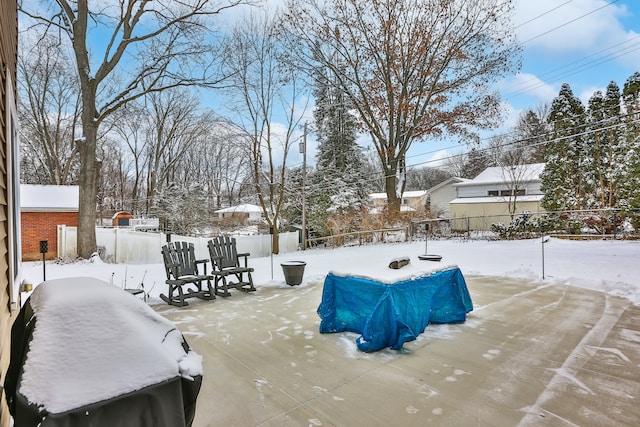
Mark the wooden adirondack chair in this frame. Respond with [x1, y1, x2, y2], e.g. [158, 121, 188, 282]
[207, 236, 256, 297]
[160, 241, 215, 307]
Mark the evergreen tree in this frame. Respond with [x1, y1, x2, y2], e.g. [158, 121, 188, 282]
[620, 72, 640, 213]
[310, 64, 370, 235]
[462, 147, 491, 178]
[513, 108, 549, 163]
[585, 82, 624, 210]
[541, 83, 586, 212]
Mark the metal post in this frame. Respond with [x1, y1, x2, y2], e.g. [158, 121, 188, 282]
[424, 223, 429, 254]
[541, 225, 545, 280]
[39, 240, 48, 281]
[301, 123, 307, 250]
[270, 226, 274, 280]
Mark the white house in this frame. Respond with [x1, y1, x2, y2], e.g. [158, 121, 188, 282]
[449, 163, 545, 231]
[214, 203, 264, 221]
[426, 177, 469, 217]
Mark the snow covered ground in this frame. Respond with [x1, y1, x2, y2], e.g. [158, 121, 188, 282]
[20, 237, 640, 306]
[14, 237, 640, 425]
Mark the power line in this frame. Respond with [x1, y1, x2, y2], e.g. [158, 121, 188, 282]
[517, 0, 621, 46]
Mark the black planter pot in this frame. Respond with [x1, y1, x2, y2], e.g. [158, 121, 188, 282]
[281, 261, 306, 286]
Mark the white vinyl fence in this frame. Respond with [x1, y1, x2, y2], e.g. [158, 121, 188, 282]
[57, 226, 300, 264]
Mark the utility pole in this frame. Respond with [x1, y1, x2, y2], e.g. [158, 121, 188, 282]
[301, 123, 307, 250]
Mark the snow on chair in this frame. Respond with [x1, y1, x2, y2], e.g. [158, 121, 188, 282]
[160, 241, 215, 307]
[207, 236, 256, 297]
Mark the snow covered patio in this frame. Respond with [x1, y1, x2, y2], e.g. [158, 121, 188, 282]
[17, 238, 640, 425]
[155, 271, 640, 426]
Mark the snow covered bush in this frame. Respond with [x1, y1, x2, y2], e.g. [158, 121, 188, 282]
[491, 211, 539, 239]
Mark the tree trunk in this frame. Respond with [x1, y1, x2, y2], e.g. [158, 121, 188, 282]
[272, 227, 280, 255]
[77, 115, 98, 258]
[384, 161, 401, 213]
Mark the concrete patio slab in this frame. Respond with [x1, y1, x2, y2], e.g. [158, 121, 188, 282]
[154, 274, 640, 427]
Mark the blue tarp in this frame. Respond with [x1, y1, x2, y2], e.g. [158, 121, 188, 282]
[317, 268, 473, 352]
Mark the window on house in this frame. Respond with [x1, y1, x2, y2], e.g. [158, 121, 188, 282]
[499, 189, 526, 196]
[402, 198, 410, 205]
[488, 190, 499, 196]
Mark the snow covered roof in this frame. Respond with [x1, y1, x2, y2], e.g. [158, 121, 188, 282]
[454, 164, 545, 187]
[111, 211, 133, 219]
[214, 203, 263, 214]
[369, 205, 417, 214]
[426, 177, 470, 193]
[449, 194, 544, 204]
[369, 190, 427, 199]
[401, 190, 427, 198]
[20, 277, 202, 414]
[20, 184, 79, 212]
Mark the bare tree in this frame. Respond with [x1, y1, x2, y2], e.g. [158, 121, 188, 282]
[17, 34, 81, 185]
[283, 0, 521, 212]
[96, 138, 134, 221]
[199, 122, 251, 210]
[143, 89, 212, 215]
[498, 160, 535, 219]
[109, 103, 149, 215]
[405, 166, 452, 191]
[19, 0, 248, 258]
[222, 12, 308, 253]
[443, 152, 467, 178]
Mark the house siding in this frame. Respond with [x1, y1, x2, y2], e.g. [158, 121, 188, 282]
[21, 212, 79, 261]
[448, 164, 546, 231]
[430, 184, 458, 217]
[0, 1, 18, 426]
[450, 199, 544, 231]
[456, 181, 543, 198]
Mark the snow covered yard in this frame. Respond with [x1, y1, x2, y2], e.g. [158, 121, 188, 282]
[17, 238, 640, 425]
[21, 237, 640, 306]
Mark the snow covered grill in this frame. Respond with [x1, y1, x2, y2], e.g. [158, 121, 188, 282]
[4, 277, 202, 427]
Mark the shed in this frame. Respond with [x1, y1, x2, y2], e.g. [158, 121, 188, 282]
[20, 184, 79, 261]
[112, 211, 134, 227]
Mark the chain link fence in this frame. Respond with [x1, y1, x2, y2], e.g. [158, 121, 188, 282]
[410, 208, 640, 241]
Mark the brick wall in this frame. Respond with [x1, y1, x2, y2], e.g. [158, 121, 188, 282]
[21, 212, 78, 261]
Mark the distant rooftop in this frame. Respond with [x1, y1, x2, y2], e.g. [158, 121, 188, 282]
[214, 203, 263, 214]
[369, 190, 427, 199]
[454, 164, 545, 187]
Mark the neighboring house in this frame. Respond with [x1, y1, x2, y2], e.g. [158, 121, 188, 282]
[369, 190, 427, 213]
[449, 163, 545, 231]
[1, 2, 19, 426]
[20, 185, 79, 261]
[426, 177, 469, 217]
[215, 203, 264, 221]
